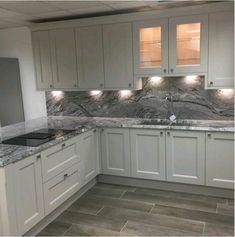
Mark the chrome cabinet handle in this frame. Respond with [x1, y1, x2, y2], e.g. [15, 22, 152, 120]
[160, 131, 164, 135]
[208, 133, 212, 138]
[62, 143, 66, 148]
[50, 84, 53, 88]
[170, 69, 174, 73]
[74, 84, 78, 88]
[163, 69, 167, 73]
[128, 83, 132, 87]
[36, 154, 41, 159]
[167, 131, 170, 136]
[209, 81, 213, 85]
[100, 83, 103, 88]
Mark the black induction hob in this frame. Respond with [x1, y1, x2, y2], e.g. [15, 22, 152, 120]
[2, 129, 75, 147]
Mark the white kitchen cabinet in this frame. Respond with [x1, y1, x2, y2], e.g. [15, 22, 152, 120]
[101, 128, 131, 176]
[13, 154, 44, 235]
[41, 136, 80, 182]
[50, 28, 78, 89]
[169, 14, 208, 74]
[32, 31, 54, 89]
[44, 163, 81, 215]
[166, 130, 205, 185]
[130, 129, 166, 180]
[75, 25, 105, 89]
[103, 23, 135, 89]
[206, 132, 234, 189]
[207, 11, 234, 89]
[79, 129, 99, 185]
[133, 18, 169, 75]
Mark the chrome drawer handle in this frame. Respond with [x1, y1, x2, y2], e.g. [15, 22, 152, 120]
[62, 143, 66, 148]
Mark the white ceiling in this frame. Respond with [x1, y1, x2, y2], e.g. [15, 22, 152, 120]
[0, 0, 218, 29]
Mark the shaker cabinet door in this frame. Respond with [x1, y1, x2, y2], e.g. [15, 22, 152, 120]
[130, 129, 166, 180]
[32, 31, 53, 89]
[206, 132, 234, 189]
[50, 28, 78, 89]
[101, 128, 131, 176]
[103, 23, 134, 89]
[169, 14, 208, 74]
[75, 25, 105, 89]
[133, 18, 169, 75]
[207, 11, 234, 88]
[13, 154, 44, 235]
[166, 130, 205, 185]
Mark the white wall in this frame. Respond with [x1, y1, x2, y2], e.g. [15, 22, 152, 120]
[0, 27, 47, 120]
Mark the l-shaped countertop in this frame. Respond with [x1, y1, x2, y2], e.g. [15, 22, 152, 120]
[0, 116, 234, 167]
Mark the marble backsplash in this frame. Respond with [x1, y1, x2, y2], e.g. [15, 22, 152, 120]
[46, 77, 234, 120]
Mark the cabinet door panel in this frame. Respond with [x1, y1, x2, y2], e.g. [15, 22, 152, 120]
[131, 129, 166, 180]
[79, 130, 99, 185]
[32, 31, 53, 89]
[13, 154, 44, 234]
[101, 128, 130, 176]
[169, 14, 208, 74]
[133, 18, 168, 75]
[75, 25, 104, 89]
[50, 28, 78, 89]
[103, 23, 134, 89]
[206, 132, 234, 189]
[166, 131, 205, 185]
[208, 11, 234, 88]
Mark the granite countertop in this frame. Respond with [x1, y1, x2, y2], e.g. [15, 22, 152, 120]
[0, 116, 234, 167]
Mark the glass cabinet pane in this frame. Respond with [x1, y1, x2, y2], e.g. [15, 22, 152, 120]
[139, 27, 161, 68]
[176, 23, 200, 66]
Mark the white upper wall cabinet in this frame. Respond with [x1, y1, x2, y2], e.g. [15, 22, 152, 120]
[32, 31, 53, 89]
[75, 25, 105, 90]
[133, 18, 169, 76]
[50, 28, 78, 89]
[207, 11, 234, 89]
[103, 23, 134, 89]
[169, 14, 208, 74]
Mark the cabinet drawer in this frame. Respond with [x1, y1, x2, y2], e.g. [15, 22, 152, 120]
[43, 163, 81, 215]
[41, 137, 79, 182]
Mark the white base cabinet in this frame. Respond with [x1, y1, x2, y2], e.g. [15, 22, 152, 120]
[166, 130, 205, 185]
[130, 129, 166, 180]
[79, 129, 99, 185]
[13, 154, 44, 235]
[206, 132, 234, 189]
[101, 128, 131, 177]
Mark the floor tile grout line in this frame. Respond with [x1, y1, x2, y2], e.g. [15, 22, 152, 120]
[119, 220, 128, 233]
[119, 190, 127, 199]
[95, 205, 105, 215]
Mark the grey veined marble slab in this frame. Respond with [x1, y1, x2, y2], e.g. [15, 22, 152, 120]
[0, 116, 234, 167]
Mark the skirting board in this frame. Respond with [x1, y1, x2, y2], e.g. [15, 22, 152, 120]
[97, 174, 234, 199]
[24, 178, 97, 236]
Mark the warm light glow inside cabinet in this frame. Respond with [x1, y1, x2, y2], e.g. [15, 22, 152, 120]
[133, 18, 169, 75]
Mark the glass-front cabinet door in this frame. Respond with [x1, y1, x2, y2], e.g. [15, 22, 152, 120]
[169, 15, 208, 74]
[133, 18, 168, 75]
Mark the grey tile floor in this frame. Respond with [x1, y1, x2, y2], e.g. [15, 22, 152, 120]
[37, 183, 234, 236]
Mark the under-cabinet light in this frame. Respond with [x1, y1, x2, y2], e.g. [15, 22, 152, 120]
[218, 89, 234, 99]
[90, 90, 102, 96]
[119, 90, 132, 99]
[184, 75, 198, 84]
[149, 76, 163, 86]
[51, 91, 64, 100]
